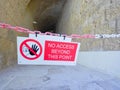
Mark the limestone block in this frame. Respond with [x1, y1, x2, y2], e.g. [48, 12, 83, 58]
[0, 38, 17, 67]
[57, 0, 120, 51]
[0, 54, 4, 69]
[103, 38, 120, 50]
[0, 29, 8, 38]
[0, 0, 33, 69]
[115, 17, 120, 33]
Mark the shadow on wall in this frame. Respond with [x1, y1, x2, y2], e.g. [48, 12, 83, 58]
[28, 0, 66, 33]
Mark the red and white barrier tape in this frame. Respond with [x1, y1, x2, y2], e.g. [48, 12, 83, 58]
[0, 22, 120, 39]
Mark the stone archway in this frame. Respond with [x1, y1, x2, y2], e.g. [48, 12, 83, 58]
[27, 0, 66, 33]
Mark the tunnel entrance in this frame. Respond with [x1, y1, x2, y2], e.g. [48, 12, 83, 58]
[28, 0, 66, 33]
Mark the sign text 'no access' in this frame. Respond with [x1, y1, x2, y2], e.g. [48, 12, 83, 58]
[44, 41, 79, 61]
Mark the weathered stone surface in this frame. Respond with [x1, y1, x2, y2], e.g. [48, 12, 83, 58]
[57, 0, 120, 51]
[0, 0, 66, 69]
[0, 38, 17, 69]
[0, 0, 120, 70]
[28, 0, 66, 32]
[0, 0, 33, 69]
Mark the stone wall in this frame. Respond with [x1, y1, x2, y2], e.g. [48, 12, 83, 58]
[0, 0, 120, 70]
[0, 0, 33, 69]
[0, 0, 66, 70]
[57, 0, 120, 51]
[28, 0, 66, 32]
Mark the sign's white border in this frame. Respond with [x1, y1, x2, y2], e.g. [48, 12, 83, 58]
[17, 36, 80, 65]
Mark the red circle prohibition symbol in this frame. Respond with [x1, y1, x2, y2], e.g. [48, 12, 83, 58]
[20, 39, 42, 60]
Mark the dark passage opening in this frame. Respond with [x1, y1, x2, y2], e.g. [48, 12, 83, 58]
[28, 0, 66, 33]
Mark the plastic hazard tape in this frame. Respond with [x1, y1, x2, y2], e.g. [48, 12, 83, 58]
[0, 22, 120, 39]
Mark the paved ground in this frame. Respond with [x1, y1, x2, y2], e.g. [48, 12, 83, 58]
[0, 64, 120, 90]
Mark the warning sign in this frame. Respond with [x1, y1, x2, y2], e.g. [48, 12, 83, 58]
[20, 39, 42, 60]
[17, 36, 80, 65]
[44, 41, 78, 61]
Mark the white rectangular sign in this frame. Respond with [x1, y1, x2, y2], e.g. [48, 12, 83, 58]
[17, 36, 80, 65]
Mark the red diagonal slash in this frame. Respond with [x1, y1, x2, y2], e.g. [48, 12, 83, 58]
[24, 43, 39, 57]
